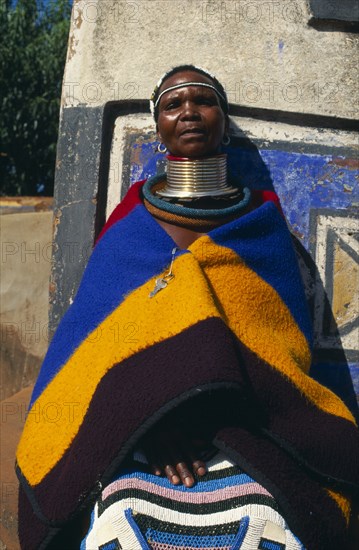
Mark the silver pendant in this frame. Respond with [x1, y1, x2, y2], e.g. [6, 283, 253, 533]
[149, 277, 168, 298]
[149, 247, 178, 298]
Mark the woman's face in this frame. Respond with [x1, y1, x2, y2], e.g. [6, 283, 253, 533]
[156, 70, 228, 158]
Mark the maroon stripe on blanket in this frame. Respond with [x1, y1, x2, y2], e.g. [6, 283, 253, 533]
[236, 343, 359, 488]
[18, 485, 50, 550]
[215, 426, 349, 550]
[28, 317, 246, 523]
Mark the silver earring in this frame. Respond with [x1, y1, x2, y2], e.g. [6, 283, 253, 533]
[157, 142, 167, 154]
[222, 135, 231, 146]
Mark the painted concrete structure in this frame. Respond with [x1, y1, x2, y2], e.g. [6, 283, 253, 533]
[51, 0, 358, 416]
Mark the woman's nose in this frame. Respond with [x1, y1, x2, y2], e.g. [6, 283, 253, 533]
[179, 101, 201, 120]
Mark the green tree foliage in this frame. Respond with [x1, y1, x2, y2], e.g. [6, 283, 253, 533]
[0, 0, 71, 195]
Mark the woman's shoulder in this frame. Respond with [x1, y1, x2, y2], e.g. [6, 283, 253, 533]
[96, 179, 146, 242]
[251, 189, 284, 216]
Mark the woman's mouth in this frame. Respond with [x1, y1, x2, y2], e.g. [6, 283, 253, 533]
[180, 128, 206, 137]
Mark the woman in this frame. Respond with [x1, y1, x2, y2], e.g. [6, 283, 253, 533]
[16, 65, 359, 550]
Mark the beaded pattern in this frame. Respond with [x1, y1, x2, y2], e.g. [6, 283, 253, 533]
[81, 452, 305, 550]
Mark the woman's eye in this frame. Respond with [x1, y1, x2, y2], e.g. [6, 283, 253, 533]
[165, 101, 179, 110]
[198, 97, 215, 106]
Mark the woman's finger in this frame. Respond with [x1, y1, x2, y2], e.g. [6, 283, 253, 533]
[163, 441, 193, 486]
[186, 441, 208, 477]
[150, 463, 162, 476]
[143, 425, 209, 485]
[192, 459, 207, 477]
[175, 461, 194, 487]
[174, 433, 200, 486]
[155, 432, 184, 483]
[144, 437, 163, 476]
[162, 436, 195, 487]
[164, 464, 180, 485]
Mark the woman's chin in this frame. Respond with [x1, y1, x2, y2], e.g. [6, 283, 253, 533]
[168, 144, 221, 159]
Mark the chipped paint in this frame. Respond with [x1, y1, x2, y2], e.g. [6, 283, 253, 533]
[328, 157, 359, 170]
[278, 38, 284, 62]
[73, 0, 84, 30]
[67, 1, 83, 61]
[49, 281, 56, 295]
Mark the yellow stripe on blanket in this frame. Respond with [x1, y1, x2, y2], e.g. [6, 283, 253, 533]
[189, 236, 355, 425]
[17, 253, 221, 486]
[326, 489, 351, 525]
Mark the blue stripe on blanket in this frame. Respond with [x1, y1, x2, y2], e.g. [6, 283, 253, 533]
[259, 540, 285, 550]
[106, 470, 256, 493]
[146, 529, 238, 547]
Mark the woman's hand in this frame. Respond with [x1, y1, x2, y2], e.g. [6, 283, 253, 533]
[144, 427, 208, 488]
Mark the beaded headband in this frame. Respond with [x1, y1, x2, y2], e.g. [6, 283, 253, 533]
[153, 82, 227, 110]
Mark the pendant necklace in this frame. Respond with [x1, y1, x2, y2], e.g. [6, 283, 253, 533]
[149, 247, 178, 298]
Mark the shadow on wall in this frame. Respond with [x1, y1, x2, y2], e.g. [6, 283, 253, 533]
[292, 238, 359, 423]
[226, 136, 358, 422]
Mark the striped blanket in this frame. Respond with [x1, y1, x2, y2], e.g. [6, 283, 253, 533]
[16, 181, 359, 549]
[81, 451, 305, 550]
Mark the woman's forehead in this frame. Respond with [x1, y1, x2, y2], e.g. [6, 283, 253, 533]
[161, 85, 219, 100]
[158, 70, 215, 94]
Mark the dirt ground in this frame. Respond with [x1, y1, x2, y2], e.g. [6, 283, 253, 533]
[0, 386, 32, 550]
